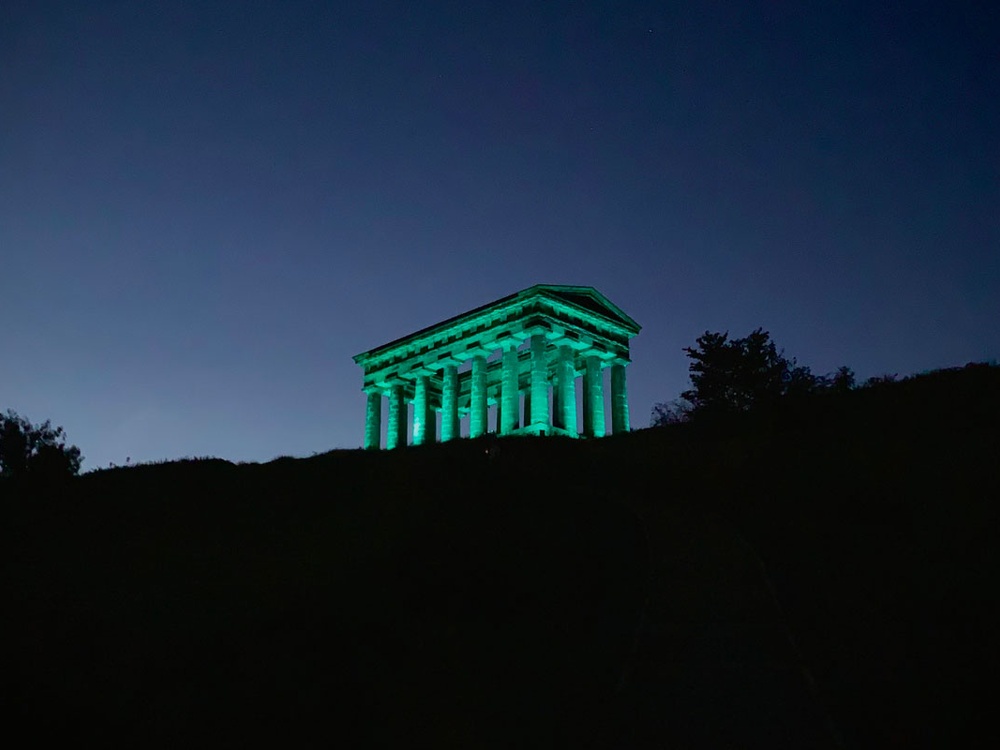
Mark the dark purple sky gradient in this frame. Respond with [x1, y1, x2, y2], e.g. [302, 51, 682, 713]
[3, 0, 997, 470]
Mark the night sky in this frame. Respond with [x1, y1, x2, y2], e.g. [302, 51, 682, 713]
[3, 1, 997, 470]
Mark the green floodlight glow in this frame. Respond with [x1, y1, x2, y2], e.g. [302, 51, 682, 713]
[353, 285, 640, 450]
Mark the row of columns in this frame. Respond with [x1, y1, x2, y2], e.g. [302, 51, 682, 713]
[364, 334, 630, 450]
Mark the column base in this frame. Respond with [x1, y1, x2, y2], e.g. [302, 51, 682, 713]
[502, 424, 578, 438]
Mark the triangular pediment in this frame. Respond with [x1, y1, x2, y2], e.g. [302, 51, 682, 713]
[530, 285, 641, 334]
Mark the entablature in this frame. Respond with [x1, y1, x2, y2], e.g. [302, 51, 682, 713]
[355, 286, 639, 392]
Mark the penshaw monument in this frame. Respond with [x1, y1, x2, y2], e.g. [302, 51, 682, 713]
[353, 284, 641, 449]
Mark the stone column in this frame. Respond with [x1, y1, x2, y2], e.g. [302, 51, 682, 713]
[441, 364, 459, 442]
[501, 345, 519, 435]
[364, 391, 382, 450]
[413, 375, 437, 445]
[413, 376, 429, 445]
[554, 346, 577, 435]
[611, 363, 630, 434]
[529, 334, 550, 430]
[387, 384, 406, 449]
[582, 356, 605, 438]
[470, 355, 488, 437]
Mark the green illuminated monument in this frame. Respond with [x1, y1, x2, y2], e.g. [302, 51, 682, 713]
[353, 284, 641, 449]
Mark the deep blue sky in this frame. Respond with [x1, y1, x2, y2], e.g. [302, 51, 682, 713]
[3, 0, 997, 470]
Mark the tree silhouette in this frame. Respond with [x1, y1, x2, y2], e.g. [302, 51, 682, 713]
[0, 410, 82, 480]
[681, 328, 800, 417]
[652, 329, 855, 425]
[650, 399, 691, 426]
[829, 365, 857, 393]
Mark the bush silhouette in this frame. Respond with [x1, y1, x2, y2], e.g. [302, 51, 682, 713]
[653, 329, 854, 425]
[0, 409, 82, 480]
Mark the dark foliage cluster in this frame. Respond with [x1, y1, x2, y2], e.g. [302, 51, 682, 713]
[652, 328, 855, 426]
[0, 409, 82, 481]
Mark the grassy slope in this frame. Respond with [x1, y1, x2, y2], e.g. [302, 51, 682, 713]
[2, 364, 997, 747]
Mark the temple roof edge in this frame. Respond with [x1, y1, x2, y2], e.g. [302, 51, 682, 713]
[353, 284, 640, 367]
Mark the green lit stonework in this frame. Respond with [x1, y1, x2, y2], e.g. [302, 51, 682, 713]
[470, 355, 488, 438]
[611, 363, 630, 434]
[441, 364, 459, 441]
[412, 375, 431, 445]
[583, 355, 605, 438]
[364, 391, 381, 450]
[501, 346, 519, 434]
[386, 385, 406, 450]
[554, 345, 576, 434]
[353, 284, 640, 449]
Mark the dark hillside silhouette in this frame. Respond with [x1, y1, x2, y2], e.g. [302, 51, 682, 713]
[2, 363, 998, 747]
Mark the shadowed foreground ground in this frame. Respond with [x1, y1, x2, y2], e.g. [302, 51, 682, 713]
[2, 365, 997, 747]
